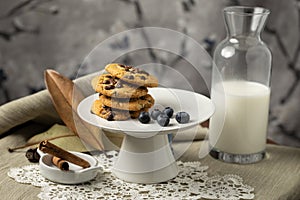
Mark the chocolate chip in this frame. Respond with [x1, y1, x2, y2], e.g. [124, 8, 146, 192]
[124, 66, 132, 71]
[119, 64, 126, 68]
[112, 79, 119, 85]
[103, 80, 110, 84]
[105, 85, 115, 90]
[102, 105, 110, 110]
[140, 76, 146, 80]
[129, 68, 138, 73]
[130, 68, 149, 75]
[107, 112, 114, 121]
[139, 70, 149, 75]
[124, 75, 134, 80]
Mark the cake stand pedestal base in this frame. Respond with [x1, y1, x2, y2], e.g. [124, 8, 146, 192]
[112, 134, 178, 184]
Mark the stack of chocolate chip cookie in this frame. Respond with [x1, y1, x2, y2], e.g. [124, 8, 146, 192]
[91, 63, 158, 121]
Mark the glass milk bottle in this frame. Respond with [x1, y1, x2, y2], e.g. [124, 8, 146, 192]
[209, 6, 271, 164]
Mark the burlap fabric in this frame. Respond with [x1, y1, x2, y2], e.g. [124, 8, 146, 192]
[0, 73, 97, 135]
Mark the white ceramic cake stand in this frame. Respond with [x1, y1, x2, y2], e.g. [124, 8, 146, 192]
[78, 88, 214, 184]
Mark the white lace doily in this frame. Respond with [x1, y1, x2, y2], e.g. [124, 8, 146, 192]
[8, 151, 254, 200]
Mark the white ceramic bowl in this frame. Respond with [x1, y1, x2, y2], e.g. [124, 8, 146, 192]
[38, 150, 102, 184]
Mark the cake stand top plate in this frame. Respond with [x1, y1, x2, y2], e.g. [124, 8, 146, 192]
[77, 88, 214, 138]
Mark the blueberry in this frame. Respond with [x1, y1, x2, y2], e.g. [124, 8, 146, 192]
[151, 109, 162, 120]
[157, 113, 170, 127]
[138, 111, 151, 124]
[163, 107, 174, 118]
[175, 112, 190, 124]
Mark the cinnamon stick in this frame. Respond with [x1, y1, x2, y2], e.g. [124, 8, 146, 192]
[39, 140, 90, 168]
[52, 156, 69, 171]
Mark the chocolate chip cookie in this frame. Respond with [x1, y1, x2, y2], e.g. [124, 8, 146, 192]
[91, 100, 146, 121]
[99, 94, 155, 111]
[91, 74, 148, 98]
[105, 63, 159, 87]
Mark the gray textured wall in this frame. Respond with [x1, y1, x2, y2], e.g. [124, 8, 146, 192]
[0, 0, 299, 146]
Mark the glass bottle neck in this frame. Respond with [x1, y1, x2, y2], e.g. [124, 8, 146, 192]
[223, 6, 269, 39]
